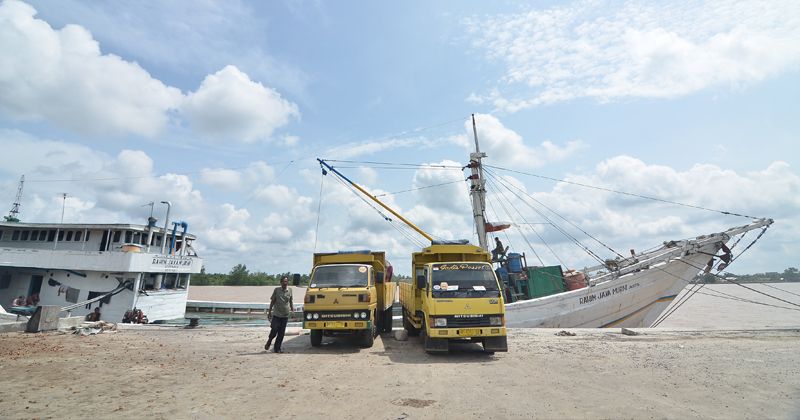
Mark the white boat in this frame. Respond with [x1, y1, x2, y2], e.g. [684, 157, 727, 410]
[500, 219, 772, 327]
[0, 214, 203, 323]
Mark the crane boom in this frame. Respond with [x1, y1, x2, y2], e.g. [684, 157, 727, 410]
[317, 159, 433, 242]
[5, 175, 24, 223]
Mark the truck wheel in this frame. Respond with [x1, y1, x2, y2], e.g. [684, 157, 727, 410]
[310, 329, 322, 347]
[403, 314, 420, 336]
[359, 324, 375, 348]
[382, 309, 393, 333]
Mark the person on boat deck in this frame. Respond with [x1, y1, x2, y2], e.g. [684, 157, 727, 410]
[26, 293, 39, 306]
[86, 307, 101, 322]
[492, 237, 505, 261]
[265, 276, 293, 354]
[11, 296, 26, 307]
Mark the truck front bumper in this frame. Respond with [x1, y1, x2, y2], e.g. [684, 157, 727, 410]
[304, 320, 371, 330]
[428, 326, 507, 338]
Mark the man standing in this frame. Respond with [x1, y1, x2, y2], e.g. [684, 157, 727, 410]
[265, 275, 293, 353]
[492, 237, 505, 261]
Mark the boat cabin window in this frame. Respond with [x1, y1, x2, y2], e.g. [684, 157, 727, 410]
[66, 231, 73, 241]
[113, 231, 121, 243]
[0, 274, 9, 289]
[21, 230, 29, 241]
[37, 230, 46, 241]
[12, 230, 19, 241]
[85, 231, 90, 242]
[125, 231, 132, 243]
[0, 230, 3, 241]
[75, 231, 82, 241]
[48, 230, 56, 241]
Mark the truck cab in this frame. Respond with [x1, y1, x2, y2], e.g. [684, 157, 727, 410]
[303, 251, 395, 348]
[400, 242, 508, 353]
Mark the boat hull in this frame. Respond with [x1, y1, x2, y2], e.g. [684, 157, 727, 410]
[505, 242, 718, 328]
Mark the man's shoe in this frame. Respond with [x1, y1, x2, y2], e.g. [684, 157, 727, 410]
[264, 339, 272, 351]
[274, 349, 284, 353]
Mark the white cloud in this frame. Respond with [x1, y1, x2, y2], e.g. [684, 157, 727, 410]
[450, 114, 585, 168]
[464, 0, 800, 111]
[199, 168, 242, 191]
[0, 1, 299, 143]
[0, 0, 182, 137]
[182, 65, 300, 143]
[324, 137, 429, 160]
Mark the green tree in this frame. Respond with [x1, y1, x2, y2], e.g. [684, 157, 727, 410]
[228, 264, 249, 285]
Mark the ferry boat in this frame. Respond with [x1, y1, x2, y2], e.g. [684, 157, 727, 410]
[0, 215, 203, 323]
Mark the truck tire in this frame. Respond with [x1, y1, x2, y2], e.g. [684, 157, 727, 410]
[423, 328, 449, 354]
[382, 308, 393, 333]
[310, 329, 322, 347]
[403, 314, 420, 336]
[359, 323, 376, 348]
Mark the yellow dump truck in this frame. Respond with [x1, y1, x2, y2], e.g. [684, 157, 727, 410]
[303, 251, 396, 348]
[400, 241, 508, 353]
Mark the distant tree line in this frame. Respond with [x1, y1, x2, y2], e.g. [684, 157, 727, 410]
[191, 264, 411, 286]
[191, 264, 309, 286]
[698, 267, 800, 284]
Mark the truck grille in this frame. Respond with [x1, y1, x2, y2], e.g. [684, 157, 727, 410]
[442, 315, 491, 327]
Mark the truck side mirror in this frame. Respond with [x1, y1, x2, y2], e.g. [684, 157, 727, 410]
[292, 273, 301, 286]
[375, 272, 384, 284]
[416, 275, 427, 289]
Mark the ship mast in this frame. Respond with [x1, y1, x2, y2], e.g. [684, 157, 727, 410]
[468, 114, 489, 250]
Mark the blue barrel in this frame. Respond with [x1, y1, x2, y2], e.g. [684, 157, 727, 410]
[507, 253, 523, 273]
[495, 267, 509, 283]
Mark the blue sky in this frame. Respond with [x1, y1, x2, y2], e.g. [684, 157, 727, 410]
[1, 0, 798, 276]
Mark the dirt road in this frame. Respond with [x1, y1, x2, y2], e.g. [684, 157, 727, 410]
[1, 327, 798, 419]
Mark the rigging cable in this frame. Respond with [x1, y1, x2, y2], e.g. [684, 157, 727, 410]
[482, 176, 550, 266]
[485, 164, 761, 220]
[374, 180, 463, 198]
[652, 227, 798, 326]
[484, 166, 626, 261]
[482, 167, 610, 265]
[313, 170, 325, 253]
[652, 228, 756, 326]
[326, 169, 426, 249]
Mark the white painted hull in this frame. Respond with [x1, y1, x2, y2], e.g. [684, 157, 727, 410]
[504, 220, 771, 328]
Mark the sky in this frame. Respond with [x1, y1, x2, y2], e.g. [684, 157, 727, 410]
[0, 0, 798, 276]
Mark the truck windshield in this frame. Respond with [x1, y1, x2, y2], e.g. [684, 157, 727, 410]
[311, 265, 369, 288]
[430, 263, 500, 298]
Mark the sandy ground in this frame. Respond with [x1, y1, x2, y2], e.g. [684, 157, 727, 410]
[1, 326, 799, 419]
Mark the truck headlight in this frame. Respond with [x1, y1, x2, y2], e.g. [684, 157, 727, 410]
[434, 318, 447, 327]
[312, 313, 319, 320]
[360, 312, 367, 319]
[489, 316, 502, 326]
[354, 312, 360, 319]
[306, 313, 312, 320]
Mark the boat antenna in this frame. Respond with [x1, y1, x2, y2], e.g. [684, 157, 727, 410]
[4, 175, 24, 223]
[143, 201, 155, 218]
[468, 114, 489, 250]
[317, 158, 433, 242]
[60, 193, 69, 223]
